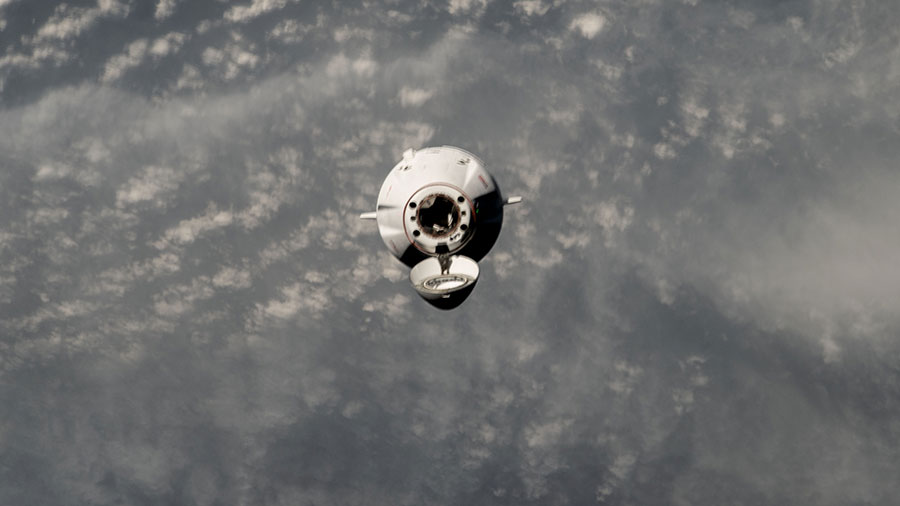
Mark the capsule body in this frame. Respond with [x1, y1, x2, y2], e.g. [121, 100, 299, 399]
[363, 146, 515, 309]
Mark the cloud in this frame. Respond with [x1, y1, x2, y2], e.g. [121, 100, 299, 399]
[224, 0, 290, 23]
[267, 19, 310, 44]
[398, 86, 434, 107]
[361, 293, 410, 320]
[325, 52, 377, 78]
[155, 204, 233, 247]
[234, 147, 307, 229]
[569, 12, 606, 39]
[0, 44, 70, 73]
[33, 0, 128, 43]
[447, 0, 489, 15]
[3, 3, 900, 505]
[514, 0, 550, 17]
[0, 0, 19, 30]
[258, 281, 330, 319]
[154, 0, 179, 21]
[101, 39, 149, 82]
[200, 34, 260, 80]
[211, 266, 252, 289]
[149, 32, 189, 58]
[115, 166, 183, 208]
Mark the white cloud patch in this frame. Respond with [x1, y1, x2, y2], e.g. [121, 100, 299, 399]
[149, 32, 188, 58]
[729, 8, 757, 29]
[154, 0, 179, 21]
[679, 98, 710, 138]
[824, 39, 862, 68]
[102, 39, 148, 82]
[93, 252, 181, 297]
[211, 266, 252, 289]
[593, 200, 633, 239]
[0, 45, 70, 73]
[514, 0, 550, 17]
[769, 112, 786, 127]
[592, 59, 623, 81]
[115, 166, 182, 208]
[325, 53, 377, 79]
[448, 0, 489, 15]
[33, 163, 74, 182]
[398, 86, 434, 107]
[102, 33, 187, 82]
[653, 142, 676, 159]
[0, 0, 131, 77]
[201, 35, 260, 80]
[153, 277, 216, 316]
[174, 64, 204, 91]
[267, 19, 310, 44]
[26, 207, 69, 226]
[259, 281, 330, 319]
[722, 189, 900, 334]
[236, 147, 307, 229]
[155, 205, 233, 248]
[33, 0, 128, 43]
[609, 361, 643, 395]
[333, 25, 376, 43]
[362, 294, 411, 320]
[569, 12, 606, 39]
[258, 211, 335, 267]
[224, 0, 290, 23]
[0, 0, 18, 30]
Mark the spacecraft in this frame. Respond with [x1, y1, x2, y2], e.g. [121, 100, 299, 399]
[360, 146, 521, 309]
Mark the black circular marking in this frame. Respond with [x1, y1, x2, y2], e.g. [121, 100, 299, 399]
[409, 202, 417, 208]
[412, 230, 420, 237]
[460, 224, 467, 231]
[457, 196, 465, 203]
[410, 215, 416, 221]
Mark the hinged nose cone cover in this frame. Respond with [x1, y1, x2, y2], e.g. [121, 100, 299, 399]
[409, 256, 479, 310]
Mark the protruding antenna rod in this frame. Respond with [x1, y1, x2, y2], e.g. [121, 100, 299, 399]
[504, 196, 523, 205]
[359, 212, 377, 220]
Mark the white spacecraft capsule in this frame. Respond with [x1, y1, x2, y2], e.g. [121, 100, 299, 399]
[360, 146, 521, 309]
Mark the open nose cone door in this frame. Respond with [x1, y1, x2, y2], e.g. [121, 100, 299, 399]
[409, 256, 479, 310]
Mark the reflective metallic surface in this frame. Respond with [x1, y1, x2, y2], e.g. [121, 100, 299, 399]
[361, 146, 520, 309]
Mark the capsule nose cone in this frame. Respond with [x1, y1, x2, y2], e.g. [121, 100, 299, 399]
[409, 256, 479, 310]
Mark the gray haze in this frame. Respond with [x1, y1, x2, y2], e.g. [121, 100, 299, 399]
[2, 0, 900, 504]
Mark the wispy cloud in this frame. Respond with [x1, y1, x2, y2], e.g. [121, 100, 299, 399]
[224, 0, 291, 24]
[33, 0, 129, 43]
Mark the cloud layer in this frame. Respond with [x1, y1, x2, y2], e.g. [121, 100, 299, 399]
[2, 0, 900, 505]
